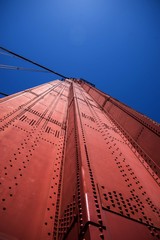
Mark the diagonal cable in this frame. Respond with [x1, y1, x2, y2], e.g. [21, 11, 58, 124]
[0, 64, 50, 73]
[0, 46, 69, 78]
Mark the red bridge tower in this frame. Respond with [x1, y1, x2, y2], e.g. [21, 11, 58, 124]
[0, 78, 160, 239]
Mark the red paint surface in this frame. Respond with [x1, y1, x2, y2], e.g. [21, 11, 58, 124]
[0, 79, 159, 239]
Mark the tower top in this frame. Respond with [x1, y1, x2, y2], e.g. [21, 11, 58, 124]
[61, 77, 95, 87]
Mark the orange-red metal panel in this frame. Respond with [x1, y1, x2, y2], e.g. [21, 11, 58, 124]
[74, 81, 160, 239]
[79, 81, 160, 177]
[0, 80, 70, 239]
[0, 79, 160, 239]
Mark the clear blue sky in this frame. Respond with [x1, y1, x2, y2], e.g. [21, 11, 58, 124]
[0, 0, 160, 122]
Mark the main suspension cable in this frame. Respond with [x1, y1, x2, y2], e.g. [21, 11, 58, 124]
[0, 92, 9, 96]
[0, 46, 69, 78]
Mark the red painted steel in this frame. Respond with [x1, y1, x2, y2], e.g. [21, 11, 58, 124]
[79, 80, 160, 180]
[0, 79, 160, 239]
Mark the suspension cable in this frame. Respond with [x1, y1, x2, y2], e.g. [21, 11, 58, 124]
[0, 92, 9, 96]
[0, 46, 69, 78]
[0, 64, 50, 73]
[0, 51, 15, 57]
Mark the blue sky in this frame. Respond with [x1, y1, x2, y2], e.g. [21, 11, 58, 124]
[0, 0, 160, 122]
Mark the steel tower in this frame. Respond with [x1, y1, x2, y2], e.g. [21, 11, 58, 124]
[0, 78, 159, 240]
